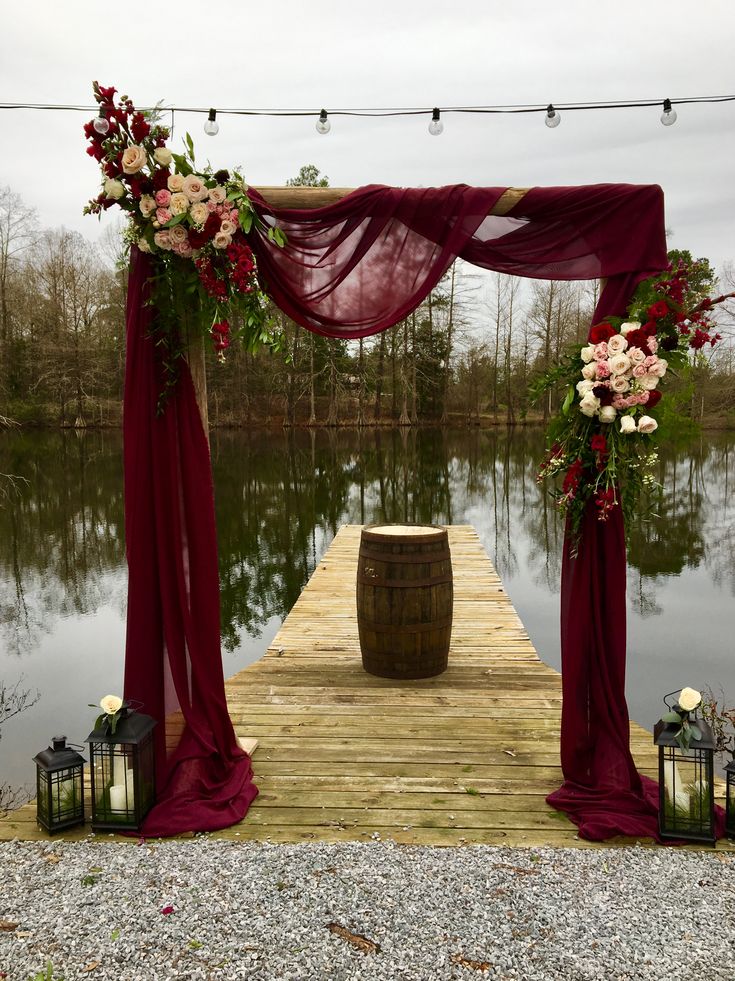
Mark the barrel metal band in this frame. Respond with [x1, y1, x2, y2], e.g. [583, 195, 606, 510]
[357, 573, 454, 588]
[358, 550, 452, 565]
[359, 617, 453, 634]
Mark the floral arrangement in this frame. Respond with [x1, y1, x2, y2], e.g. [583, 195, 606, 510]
[701, 689, 735, 760]
[83, 82, 284, 401]
[536, 254, 731, 539]
[89, 694, 126, 735]
[660, 686, 703, 751]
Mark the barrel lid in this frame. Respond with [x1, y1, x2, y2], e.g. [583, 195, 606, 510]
[362, 523, 447, 544]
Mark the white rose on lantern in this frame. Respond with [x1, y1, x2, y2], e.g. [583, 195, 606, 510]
[608, 353, 632, 376]
[599, 405, 617, 424]
[620, 415, 637, 434]
[153, 147, 173, 167]
[100, 694, 123, 716]
[581, 362, 598, 380]
[637, 415, 658, 434]
[121, 145, 147, 174]
[103, 178, 125, 200]
[580, 345, 595, 363]
[579, 392, 600, 417]
[606, 334, 628, 355]
[678, 687, 702, 712]
[620, 321, 640, 336]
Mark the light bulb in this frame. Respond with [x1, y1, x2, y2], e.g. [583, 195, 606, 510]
[428, 107, 443, 136]
[660, 99, 677, 127]
[545, 104, 561, 129]
[93, 114, 110, 135]
[204, 108, 219, 136]
[316, 109, 330, 135]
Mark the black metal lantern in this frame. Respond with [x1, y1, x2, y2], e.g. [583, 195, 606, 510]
[654, 715, 716, 845]
[33, 736, 86, 834]
[86, 708, 156, 832]
[725, 757, 735, 840]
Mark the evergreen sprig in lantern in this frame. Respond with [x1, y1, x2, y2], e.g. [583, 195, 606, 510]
[33, 736, 86, 834]
[86, 697, 156, 833]
[654, 687, 716, 845]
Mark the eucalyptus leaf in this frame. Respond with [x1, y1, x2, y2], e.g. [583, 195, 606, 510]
[690, 726, 703, 741]
[661, 711, 683, 724]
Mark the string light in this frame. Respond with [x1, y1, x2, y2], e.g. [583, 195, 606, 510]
[428, 107, 443, 136]
[316, 109, 330, 135]
[545, 104, 561, 129]
[92, 107, 109, 135]
[204, 108, 219, 136]
[660, 98, 677, 127]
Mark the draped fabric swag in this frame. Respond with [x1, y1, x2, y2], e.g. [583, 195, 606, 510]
[123, 182, 721, 840]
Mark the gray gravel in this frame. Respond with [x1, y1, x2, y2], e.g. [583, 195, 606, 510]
[1, 838, 734, 981]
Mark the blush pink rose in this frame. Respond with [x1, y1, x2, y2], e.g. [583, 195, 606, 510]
[596, 361, 611, 379]
[155, 189, 171, 208]
[606, 334, 628, 355]
[593, 342, 609, 361]
[632, 364, 647, 378]
[156, 208, 173, 224]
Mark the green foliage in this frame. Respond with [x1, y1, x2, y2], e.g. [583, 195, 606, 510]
[27, 963, 62, 981]
[285, 164, 329, 188]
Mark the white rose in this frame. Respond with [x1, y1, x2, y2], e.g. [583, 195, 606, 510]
[169, 192, 190, 216]
[580, 345, 595, 363]
[182, 174, 209, 202]
[168, 174, 185, 193]
[640, 375, 659, 391]
[121, 145, 147, 174]
[153, 147, 173, 167]
[576, 379, 595, 395]
[678, 687, 701, 712]
[103, 178, 125, 200]
[608, 353, 632, 375]
[139, 194, 157, 218]
[599, 405, 617, 424]
[136, 238, 152, 253]
[606, 334, 628, 355]
[208, 185, 227, 205]
[579, 392, 600, 417]
[100, 694, 123, 715]
[650, 358, 668, 378]
[154, 230, 173, 250]
[620, 321, 640, 336]
[169, 224, 189, 245]
[609, 374, 630, 393]
[581, 362, 598, 380]
[219, 219, 237, 237]
[637, 415, 658, 434]
[628, 346, 646, 365]
[620, 415, 637, 434]
[190, 202, 209, 226]
[213, 231, 232, 249]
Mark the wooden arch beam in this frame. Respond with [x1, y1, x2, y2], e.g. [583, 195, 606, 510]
[252, 186, 530, 215]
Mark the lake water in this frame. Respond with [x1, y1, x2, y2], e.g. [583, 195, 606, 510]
[1, 427, 734, 796]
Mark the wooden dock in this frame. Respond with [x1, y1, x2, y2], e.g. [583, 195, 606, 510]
[2, 525, 729, 848]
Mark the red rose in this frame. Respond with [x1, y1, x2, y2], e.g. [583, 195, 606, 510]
[647, 300, 669, 319]
[97, 84, 117, 102]
[590, 435, 607, 453]
[625, 329, 648, 352]
[152, 168, 170, 191]
[131, 112, 150, 142]
[646, 390, 662, 409]
[641, 321, 658, 337]
[86, 144, 104, 161]
[589, 322, 616, 344]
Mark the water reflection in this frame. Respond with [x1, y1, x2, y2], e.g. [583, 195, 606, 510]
[1, 426, 734, 790]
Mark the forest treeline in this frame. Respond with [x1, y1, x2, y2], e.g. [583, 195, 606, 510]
[1, 182, 734, 429]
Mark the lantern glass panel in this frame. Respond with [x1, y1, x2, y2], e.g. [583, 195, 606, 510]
[33, 737, 85, 834]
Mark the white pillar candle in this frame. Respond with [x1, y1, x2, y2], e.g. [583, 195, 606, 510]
[125, 770, 135, 809]
[109, 784, 127, 812]
[113, 755, 126, 787]
[662, 760, 690, 810]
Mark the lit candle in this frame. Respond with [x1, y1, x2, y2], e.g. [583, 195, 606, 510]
[109, 784, 127, 812]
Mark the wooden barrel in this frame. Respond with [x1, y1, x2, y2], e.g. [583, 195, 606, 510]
[356, 524, 453, 679]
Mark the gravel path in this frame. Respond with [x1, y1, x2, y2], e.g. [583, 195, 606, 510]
[1, 838, 734, 981]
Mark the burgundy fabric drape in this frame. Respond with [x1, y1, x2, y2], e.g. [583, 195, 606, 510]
[123, 248, 257, 836]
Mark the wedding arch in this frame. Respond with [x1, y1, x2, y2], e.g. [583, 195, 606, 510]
[122, 179, 705, 841]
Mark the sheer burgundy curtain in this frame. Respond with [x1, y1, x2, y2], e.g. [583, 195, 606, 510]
[123, 182, 720, 839]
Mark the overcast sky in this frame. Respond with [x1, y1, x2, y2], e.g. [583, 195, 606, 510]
[2, 0, 734, 277]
